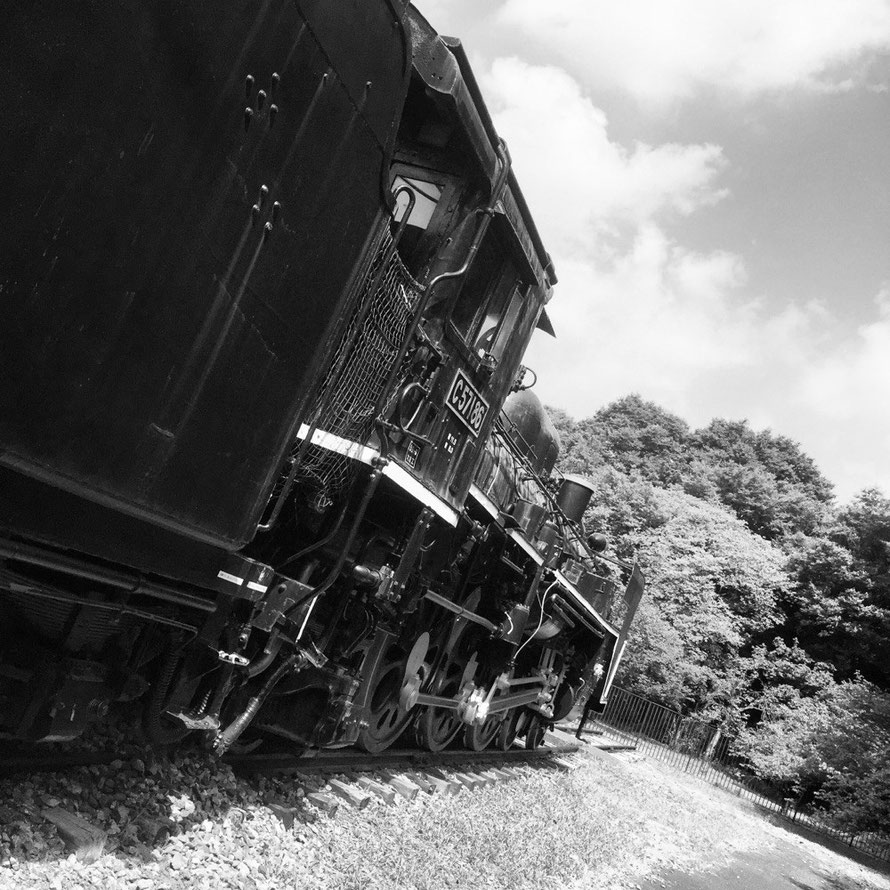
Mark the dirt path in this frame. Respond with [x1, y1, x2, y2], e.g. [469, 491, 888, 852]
[640, 841, 874, 890]
[626, 776, 890, 890]
[560, 739, 890, 890]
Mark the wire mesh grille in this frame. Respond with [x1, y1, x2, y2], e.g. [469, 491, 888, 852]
[294, 225, 422, 510]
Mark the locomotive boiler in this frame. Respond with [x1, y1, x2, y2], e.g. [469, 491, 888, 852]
[0, 1, 643, 754]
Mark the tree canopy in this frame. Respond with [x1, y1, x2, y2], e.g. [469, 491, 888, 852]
[549, 394, 890, 837]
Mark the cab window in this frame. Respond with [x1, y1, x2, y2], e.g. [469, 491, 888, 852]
[450, 228, 519, 356]
[390, 167, 462, 279]
[483, 286, 526, 361]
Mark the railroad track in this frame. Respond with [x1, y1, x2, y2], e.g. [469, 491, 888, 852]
[225, 740, 583, 812]
[0, 738, 579, 779]
[0, 737, 586, 861]
[0, 748, 125, 777]
[227, 740, 579, 775]
[1, 737, 584, 850]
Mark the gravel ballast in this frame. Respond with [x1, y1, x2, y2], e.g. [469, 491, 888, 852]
[3, 739, 888, 890]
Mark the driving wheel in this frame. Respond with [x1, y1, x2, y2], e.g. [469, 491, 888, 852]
[413, 654, 467, 752]
[356, 650, 414, 753]
[464, 710, 503, 751]
[496, 707, 525, 751]
[525, 714, 546, 750]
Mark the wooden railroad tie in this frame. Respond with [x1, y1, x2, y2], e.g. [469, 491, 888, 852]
[421, 767, 463, 794]
[406, 772, 435, 794]
[306, 791, 340, 815]
[327, 779, 372, 809]
[380, 771, 421, 801]
[421, 773, 459, 795]
[42, 807, 106, 864]
[466, 770, 494, 788]
[357, 776, 397, 805]
[552, 756, 580, 772]
[452, 772, 481, 791]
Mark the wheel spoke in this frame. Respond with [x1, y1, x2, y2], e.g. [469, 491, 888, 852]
[497, 708, 523, 751]
[464, 712, 502, 751]
[357, 657, 413, 754]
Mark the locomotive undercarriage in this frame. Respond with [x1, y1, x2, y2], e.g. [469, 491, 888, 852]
[0, 466, 593, 756]
[231, 493, 590, 756]
[0, 550, 209, 744]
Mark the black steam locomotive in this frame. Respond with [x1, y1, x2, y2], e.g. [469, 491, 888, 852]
[0, 1, 643, 754]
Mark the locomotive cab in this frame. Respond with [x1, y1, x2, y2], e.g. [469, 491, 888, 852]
[372, 11, 557, 515]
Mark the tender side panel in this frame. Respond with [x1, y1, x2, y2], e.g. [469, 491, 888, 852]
[0, 0, 408, 550]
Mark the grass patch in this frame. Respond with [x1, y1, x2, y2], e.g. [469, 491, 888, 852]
[270, 749, 768, 890]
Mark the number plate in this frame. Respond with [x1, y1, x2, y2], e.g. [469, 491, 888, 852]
[405, 439, 420, 469]
[445, 370, 488, 437]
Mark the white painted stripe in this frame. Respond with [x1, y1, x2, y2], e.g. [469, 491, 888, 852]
[297, 424, 377, 464]
[217, 570, 244, 586]
[296, 424, 459, 527]
[246, 581, 269, 594]
[468, 483, 500, 520]
[507, 528, 544, 566]
[297, 595, 320, 641]
[382, 463, 458, 526]
[601, 640, 627, 703]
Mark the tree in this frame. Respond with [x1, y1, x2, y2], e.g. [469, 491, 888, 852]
[604, 485, 788, 716]
[736, 674, 890, 837]
[816, 681, 890, 836]
[592, 395, 691, 486]
[544, 406, 607, 476]
[690, 419, 833, 540]
[752, 430, 835, 505]
[546, 398, 890, 836]
[781, 534, 873, 679]
[825, 489, 890, 686]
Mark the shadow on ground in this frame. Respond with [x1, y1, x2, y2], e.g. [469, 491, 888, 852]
[759, 808, 890, 877]
[0, 739, 312, 866]
[789, 871, 885, 890]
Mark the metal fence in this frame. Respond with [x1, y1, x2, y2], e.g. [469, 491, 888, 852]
[585, 686, 890, 865]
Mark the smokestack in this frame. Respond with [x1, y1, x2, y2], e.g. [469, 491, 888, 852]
[556, 474, 596, 525]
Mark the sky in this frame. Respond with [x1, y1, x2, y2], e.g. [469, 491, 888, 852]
[415, 0, 890, 503]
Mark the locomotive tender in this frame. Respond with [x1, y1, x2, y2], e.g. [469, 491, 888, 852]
[0, 1, 643, 753]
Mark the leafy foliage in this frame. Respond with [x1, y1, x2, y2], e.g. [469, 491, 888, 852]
[816, 682, 890, 835]
[618, 486, 786, 715]
[548, 395, 890, 837]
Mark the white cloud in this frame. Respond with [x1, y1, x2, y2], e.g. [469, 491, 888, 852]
[498, 0, 890, 105]
[479, 58, 727, 253]
[479, 58, 890, 501]
[480, 59, 750, 400]
[527, 252, 890, 501]
[789, 285, 890, 498]
[480, 58, 760, 414]
[525, 228, 762, 421]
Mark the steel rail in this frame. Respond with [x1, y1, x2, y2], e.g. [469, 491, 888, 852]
[225, 742, 580, 775]
[0, 741, 578, 779]
[0, 749, 122, 777]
